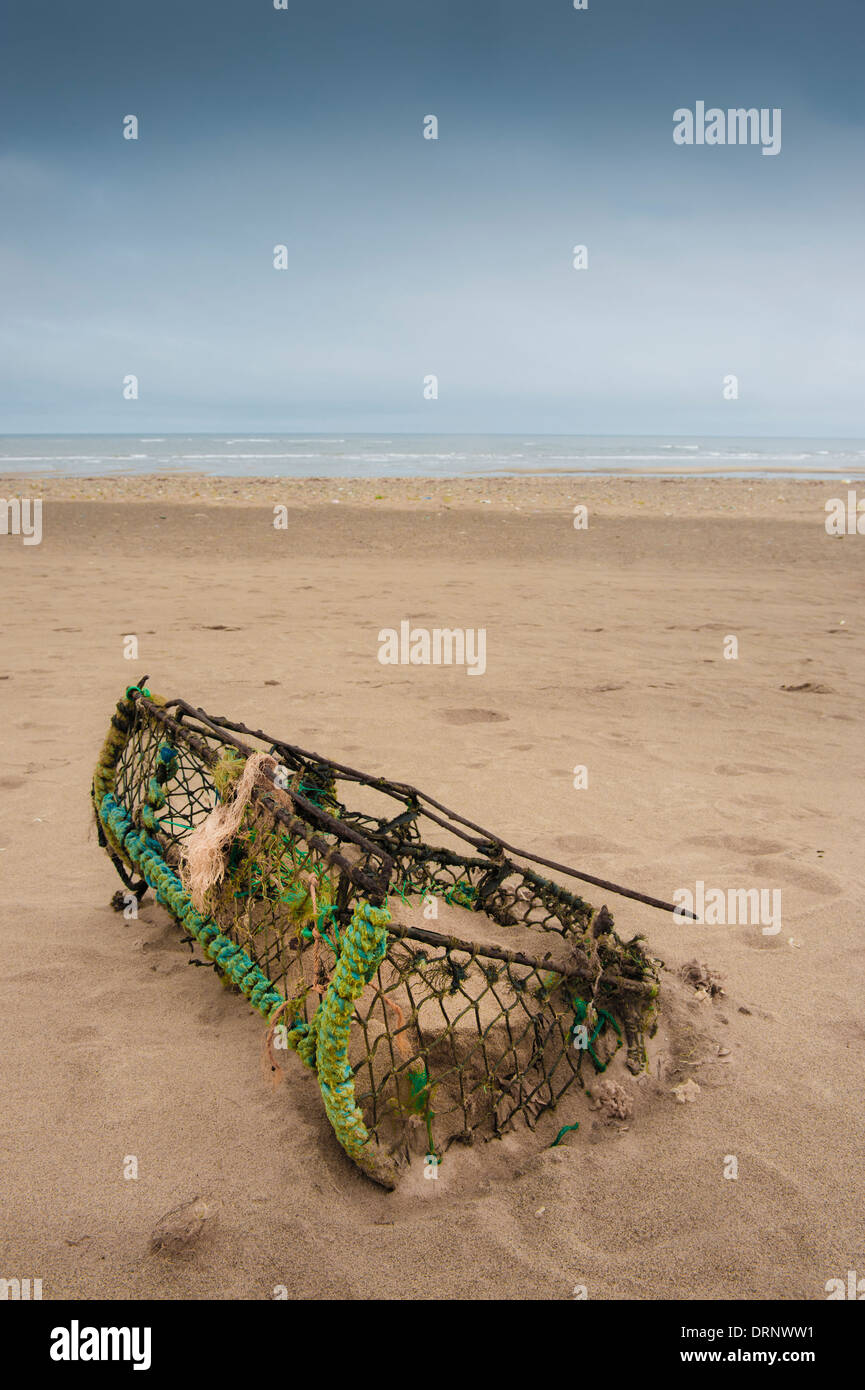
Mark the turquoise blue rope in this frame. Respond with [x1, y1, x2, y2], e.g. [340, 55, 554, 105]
[97, 742, 286, 1023]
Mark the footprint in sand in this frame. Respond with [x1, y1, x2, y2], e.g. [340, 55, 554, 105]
[756, 862, 841, 896]
[741, 930, 787, 951]
[66, 1024, 101, 1045]
[440, 709, 509, 724]
[554, 832, 629, 856]
[780, 682, 836, 694]
[714, 763, 780, 777]
[686, 833, 788, 857]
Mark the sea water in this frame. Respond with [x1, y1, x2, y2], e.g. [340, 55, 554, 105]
[1, 433, 863, 480]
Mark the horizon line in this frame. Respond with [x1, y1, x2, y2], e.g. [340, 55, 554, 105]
[1, 430, 863, 442]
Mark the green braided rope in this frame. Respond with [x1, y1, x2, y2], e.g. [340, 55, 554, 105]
[571, 996, 623, 1073]
[96, 739, 286, 1021]
[92, 695, 293, 1021]
[92, 694, 138, 863]
[550, 1121, 580, 1147]
[311, 899, 399, 1185]
[92, 692, 398, 1187]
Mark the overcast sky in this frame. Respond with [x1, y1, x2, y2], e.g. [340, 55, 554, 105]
[1, 0, 862, 435]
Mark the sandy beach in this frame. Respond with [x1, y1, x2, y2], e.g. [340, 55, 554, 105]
[1, 473, 863, 1300]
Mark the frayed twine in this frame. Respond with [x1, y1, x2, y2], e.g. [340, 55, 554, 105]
[180, 751, 275, 912]
[308, 876, 331, 999]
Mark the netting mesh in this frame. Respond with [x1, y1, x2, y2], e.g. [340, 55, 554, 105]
[93, 688, 661, 1182]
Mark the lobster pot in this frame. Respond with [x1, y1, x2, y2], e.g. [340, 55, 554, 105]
[92, 687, 660, 1187]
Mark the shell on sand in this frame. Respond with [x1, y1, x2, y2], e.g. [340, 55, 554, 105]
[149, 1196, 216, 1254]
[671, 1079, 701, 1104]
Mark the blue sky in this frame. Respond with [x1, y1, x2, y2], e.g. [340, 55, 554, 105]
[1, 0, 862, 435]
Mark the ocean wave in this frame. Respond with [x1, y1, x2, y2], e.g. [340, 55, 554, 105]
[3, 435, 863, 482]
[173, 452, 330, 461]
